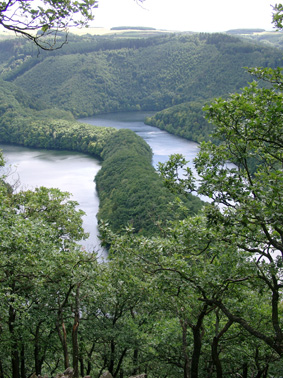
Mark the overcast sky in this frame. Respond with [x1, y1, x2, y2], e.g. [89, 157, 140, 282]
[93, 0, 276, 32]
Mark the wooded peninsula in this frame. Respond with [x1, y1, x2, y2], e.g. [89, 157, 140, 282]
[1, 28, 283, 378]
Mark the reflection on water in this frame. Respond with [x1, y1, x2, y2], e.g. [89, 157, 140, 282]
[0, 144, 107, 259]
[80, 111, 199, 168]
[1, 112, 200, 258]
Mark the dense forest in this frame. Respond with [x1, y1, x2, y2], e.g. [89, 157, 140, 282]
[0, 79, 203, 237]
[1, 26, 283, 378]
[1, 32, 282, 118]
[145, 100, 214, 144]
[1, 31, 282, 145]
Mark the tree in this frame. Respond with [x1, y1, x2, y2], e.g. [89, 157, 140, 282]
[157, 71, 283, 363]
[0, 0, 98, 49]
[272, 3, 283, 29]
[104, 213, 282, 377]
[193, 76, 283, 355]
[0, 150, 94, 377]
[0, 0, 145, 50]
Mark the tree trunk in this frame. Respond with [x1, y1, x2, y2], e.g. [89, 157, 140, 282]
[56, 320, 69, 369]
[62, 322, 69, 369]
[79, 356, 84, 378]
[132, 349, 139, 376]
[113, 348, 127, 377]
[211, 337, 222, 378]
[109, 340, 115, 375]
[11, 347, 20, 378]
[191, 326, 202, 378]
[0, 359, 3, 378]
[211, 315, 233, 378]
[34, 321, 44, 375]
[72, 284, 80, 378]
[56, 284, 74, 369]
[179, 317, 190, 378]
[242, 362, 248, 378]
[86, 343, 96, 375]
[190, 305, 208, 378]
[9, 304, 20, 378]
[20, 344, 25, 378]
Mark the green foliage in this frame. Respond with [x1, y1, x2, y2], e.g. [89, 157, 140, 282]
[0, 0, 98, 49]
[0, 115, 115, 156]
[102, 215, 280, 377]
[0, 173, 94, 377]
[1, 32, 281, 117]
[154, 70, 283, 367]
[272, 3, 283, 29]
[0, 79, 116, 156]
[96, 129, 203, 236]
[145, 100, 216, 143]
[2, 9, 283, 376]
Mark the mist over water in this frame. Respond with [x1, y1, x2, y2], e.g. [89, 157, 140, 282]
[1, 112, 200, 255]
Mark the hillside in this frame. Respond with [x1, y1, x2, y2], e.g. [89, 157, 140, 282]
[145, 100, 214, 144]
[0, 31, 282, 233]
[1, 32, 282, 118]
[0, 78, 203, 236]
[226, 29, 283, 50]
[1, 28, 283, 378]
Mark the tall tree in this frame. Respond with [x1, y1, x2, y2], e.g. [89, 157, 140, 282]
[157, 72, 283, 362]
[0, 154, 92, 377]
[194, 77, 283, 356]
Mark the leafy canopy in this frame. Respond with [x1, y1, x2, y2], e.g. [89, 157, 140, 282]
[0, 0, 98, 49]
[0, 0, 144, 50]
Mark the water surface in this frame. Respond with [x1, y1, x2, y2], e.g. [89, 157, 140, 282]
[80, 111, 199, 168]
[0, 144, 106, 257]
[1, 112, 200, 255]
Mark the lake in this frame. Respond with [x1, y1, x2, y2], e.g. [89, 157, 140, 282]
[1, 112, 199, 255]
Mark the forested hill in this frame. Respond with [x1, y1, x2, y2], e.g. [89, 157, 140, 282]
[0, 32, 282, 117]
[0, 31, 282, 234]
[0, 78, 203, 236]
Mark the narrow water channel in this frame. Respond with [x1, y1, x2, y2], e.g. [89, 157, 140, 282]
[1, 112, 199, 255]
[79, 111, 199, 169]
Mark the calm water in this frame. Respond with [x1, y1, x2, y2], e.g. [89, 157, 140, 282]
[1, 112, 199, 254]
[80, 112, 199, 168]
[0, 144, 106, 257]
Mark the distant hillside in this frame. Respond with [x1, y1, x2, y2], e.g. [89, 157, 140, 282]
[0, 32, 282, 118]
[110, 26, 157, 31]
[226, 28, 266, 35]
[225, 29, 283, 50]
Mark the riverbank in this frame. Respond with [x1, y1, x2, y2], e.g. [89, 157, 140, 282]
[1, 112, 204, 239]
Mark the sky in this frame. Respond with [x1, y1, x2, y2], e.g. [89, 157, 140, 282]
[92, 0, 276, 33]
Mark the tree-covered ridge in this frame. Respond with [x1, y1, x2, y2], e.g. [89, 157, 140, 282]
[145, 100, 215, 144]
[226, 29, 283, 50]
[96, 129, 203, 236]
[0, 79, 115, 156]
[1, 32, 282, 117]
[0, 115, 115, 157]
[0, 80, 203, 237]
[0, 79, 44, 114]
[2, 6, 283, 373]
